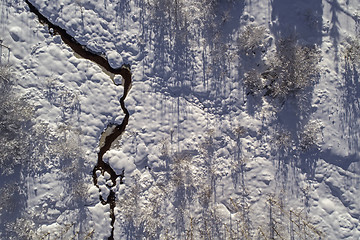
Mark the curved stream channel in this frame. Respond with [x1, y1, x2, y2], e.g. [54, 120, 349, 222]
[25, 1, 132, 239]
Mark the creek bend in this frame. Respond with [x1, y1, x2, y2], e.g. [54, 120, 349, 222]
[25, 1, 132, 239]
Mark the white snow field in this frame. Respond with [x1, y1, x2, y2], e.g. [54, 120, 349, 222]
[1, 0, 360, 239]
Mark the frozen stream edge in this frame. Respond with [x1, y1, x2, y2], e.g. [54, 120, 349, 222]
[24, 1, 132, 239]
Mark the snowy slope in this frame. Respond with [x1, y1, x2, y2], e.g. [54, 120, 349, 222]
[1, 0, 360, 239]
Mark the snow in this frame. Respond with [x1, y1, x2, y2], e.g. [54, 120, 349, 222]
[104, 149, 136, 174]
[1, 0, 360, 239]
[89, 203, 112, 239]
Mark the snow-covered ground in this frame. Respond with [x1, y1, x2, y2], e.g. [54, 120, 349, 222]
[1, 0, 360, 239]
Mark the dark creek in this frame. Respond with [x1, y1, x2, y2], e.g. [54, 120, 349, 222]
[25, 1, 132, 239]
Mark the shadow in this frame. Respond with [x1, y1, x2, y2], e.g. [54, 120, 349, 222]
[44, 79, 82, 124]
[203, 1, 245, 96]
[275, 91, 316, 136]
[320, 149, 359, 170]
[0, 73, 89, 238]
[147, 0, 192, 90]
[0, 0, 10, 34]
[297, 150, 320, 178]
[0, 126, 82, 239]
[0, 41, 11, 64]
[270, 0, 323, 45]
[231, 136, 243, 189]
[269, 0, 323, 185]
[0, 78, 33, 238]
[340, 60, 360, 163]
[270, 97, 321, 194]
[0, 166, 26, 239]
[356, 14, 360, 36]
[137, 0, 246, 119]
[114, 0, 131, 29]
[328, 0, 341, 72]
[326, 0, 359, 71]
[17, 122, 91, 238]
[246, 92, 264, 116]
[228, 132, 252, 237]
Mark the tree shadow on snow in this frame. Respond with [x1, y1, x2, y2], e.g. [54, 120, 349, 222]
[0, 166, 27, 239]
[338, 60, 360, 171]
[138, 0, 246, 118]
[273, 94, 320, 186]
[269, 0, 324, 186]
[270, 0, 323, 46]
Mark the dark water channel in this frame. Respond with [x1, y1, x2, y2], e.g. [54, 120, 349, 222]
[25, 1, 132, 239]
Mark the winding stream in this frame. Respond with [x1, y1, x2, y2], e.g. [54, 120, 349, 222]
[25, 1, 132, 239]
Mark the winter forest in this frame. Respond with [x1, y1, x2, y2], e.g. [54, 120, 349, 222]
[1, 0, 360, 239]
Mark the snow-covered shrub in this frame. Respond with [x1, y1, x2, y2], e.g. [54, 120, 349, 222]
[274, 130, 292, 150]
[5, 217, 36, 239]
[0, 64, 34, 175]
[117, 180, 140, 223]
[228, 197, 252, 238]
[0, 184, 21, 217]
[159, 137, 170, 157]
[354, 11, 360, 36]
[263, 196, 323, 239]
[170, 152, 193, 187]
[263, 38, 321, 99]
[198, 129, 215, 158]
[233, 125, 247, 137]
[117, 178, 165, 239]
[44, 78, 81, 122]
[238, 25, 267, 54]
[0, 65, 89, 238]
[54, 123, 83, 160]
[0, 64, 11, 84]
[243, 69, 264, 94]
[344, 37, 360, 66]
[7, 210, 92, 240]
[299, 120, 323, 151]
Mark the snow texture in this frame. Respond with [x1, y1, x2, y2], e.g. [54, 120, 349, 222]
[1, 0, 360, 239]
